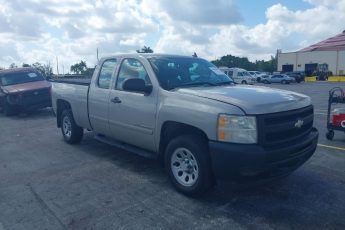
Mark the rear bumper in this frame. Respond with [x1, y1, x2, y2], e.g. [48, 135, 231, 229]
[209, 128, 318, 180]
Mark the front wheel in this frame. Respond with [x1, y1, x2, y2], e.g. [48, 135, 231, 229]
[241, 80, 247, 84]
[61, 109, 83, 144]
[281, 80, 287, 84]
[165, 135, 214, 195]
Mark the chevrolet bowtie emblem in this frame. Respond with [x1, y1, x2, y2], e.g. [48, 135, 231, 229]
[295, 119, 304, 128]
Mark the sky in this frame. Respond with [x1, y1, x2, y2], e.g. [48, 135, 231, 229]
[0, 0, 344, 73]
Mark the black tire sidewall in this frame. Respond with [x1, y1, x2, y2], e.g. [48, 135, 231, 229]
[61, 109, 83, 144]
[165, 135, 212, 195]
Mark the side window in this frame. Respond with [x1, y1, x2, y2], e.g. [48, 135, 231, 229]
[238, 72, 243, 77]
[116, 58, 151, 90]
[98, 59, 117, 89]
[228, 71, 233, 77]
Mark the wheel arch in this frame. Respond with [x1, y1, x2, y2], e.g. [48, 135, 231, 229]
[56, 99, 72, 128]
[158, 121, 209, 165]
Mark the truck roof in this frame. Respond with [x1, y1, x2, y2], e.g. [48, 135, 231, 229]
[99, 53, 202, 61]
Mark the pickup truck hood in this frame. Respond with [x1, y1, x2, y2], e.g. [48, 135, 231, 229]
[1, 81, 51, 94]
[175, 85, 311, 114]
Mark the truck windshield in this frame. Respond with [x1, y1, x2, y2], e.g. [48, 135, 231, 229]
[0, 71, 44, 86]
[149, 57, 233, 90]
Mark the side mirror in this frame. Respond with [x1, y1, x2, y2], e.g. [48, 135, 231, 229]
[122, 78, 152, 94]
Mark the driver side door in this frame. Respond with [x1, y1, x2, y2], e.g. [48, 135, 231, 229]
[108, 58, 157, 152]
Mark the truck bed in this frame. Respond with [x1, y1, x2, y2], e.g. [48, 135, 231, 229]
[51, 80, 91, 129]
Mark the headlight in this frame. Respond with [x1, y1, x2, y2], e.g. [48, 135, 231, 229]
[217, 114, 257, 144]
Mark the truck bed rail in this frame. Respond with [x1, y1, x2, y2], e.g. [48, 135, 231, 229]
[50, 78, 91, 86]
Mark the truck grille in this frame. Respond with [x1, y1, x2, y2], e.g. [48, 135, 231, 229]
[20, 88, 50, 105]
[257, 105, 314, 148]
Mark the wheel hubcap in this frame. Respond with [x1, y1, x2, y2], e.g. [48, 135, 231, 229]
[171, 148, 199, 187]
[62, 116, 72, 138]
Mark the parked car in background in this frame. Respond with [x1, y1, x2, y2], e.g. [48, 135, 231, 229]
[285, 72, 305, 83]
[219, 67, 256, 84]
[262, 74, 294, 84]
[248, 71, 267, 82]
[0, 67, 51, 116]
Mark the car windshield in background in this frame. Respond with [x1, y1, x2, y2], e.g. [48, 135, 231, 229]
[0, 72, 44, 86]
[149, 57, 233, 90]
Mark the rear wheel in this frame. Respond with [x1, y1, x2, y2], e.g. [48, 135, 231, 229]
[165, 135, 214, 195]
[263, 80, 270, 84]
[241, 80, 247, 84]
[281, 80, 287, 84]
[61, 109, 83, 144]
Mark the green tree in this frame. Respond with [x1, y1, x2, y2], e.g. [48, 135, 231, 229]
[211, 55, 255, 70]
[84, 67, 95, 78]
[32, 62, 53, 79]
[9, 63, 17, 69]
[22, 63, 31, 67]
[70, 60, 87, 74]
[212, 54, 277, 73]
[136, 46, 154, 53]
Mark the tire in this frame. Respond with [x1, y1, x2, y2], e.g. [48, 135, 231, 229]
[326, 130, 334, 141]
[241, 80, 247, 84]
[61, 109, 83, 144]
[165, 135, 214, 195]
[263, 80, 269, 84]
[281, 80, 287, 84]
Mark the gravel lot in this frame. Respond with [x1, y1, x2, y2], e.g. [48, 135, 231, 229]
[1, 82, 345, 230]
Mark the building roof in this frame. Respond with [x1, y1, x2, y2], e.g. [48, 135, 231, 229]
[299, 30, 345, 52]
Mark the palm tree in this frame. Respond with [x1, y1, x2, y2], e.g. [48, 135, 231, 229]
[136, 46, 154, 53]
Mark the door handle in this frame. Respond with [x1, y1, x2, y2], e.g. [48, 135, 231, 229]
[111, 97, 121, 103]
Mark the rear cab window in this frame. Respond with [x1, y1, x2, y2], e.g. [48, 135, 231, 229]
[116, 58, 151, 91]
[98, 59, 117, 89]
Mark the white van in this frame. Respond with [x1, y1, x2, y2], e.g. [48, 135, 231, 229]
[219, 67, 256, 84]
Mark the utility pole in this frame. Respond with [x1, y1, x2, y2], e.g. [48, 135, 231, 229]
[97, 48, 99, 61]
[56, 56, 59, 75]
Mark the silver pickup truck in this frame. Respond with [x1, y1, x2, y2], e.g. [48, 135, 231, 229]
[52, 54, 318, 195]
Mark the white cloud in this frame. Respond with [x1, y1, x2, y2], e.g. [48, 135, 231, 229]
[204, 1, 345, 61]
[141, 0, 242, 25]
[0, 0, 345, 70]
